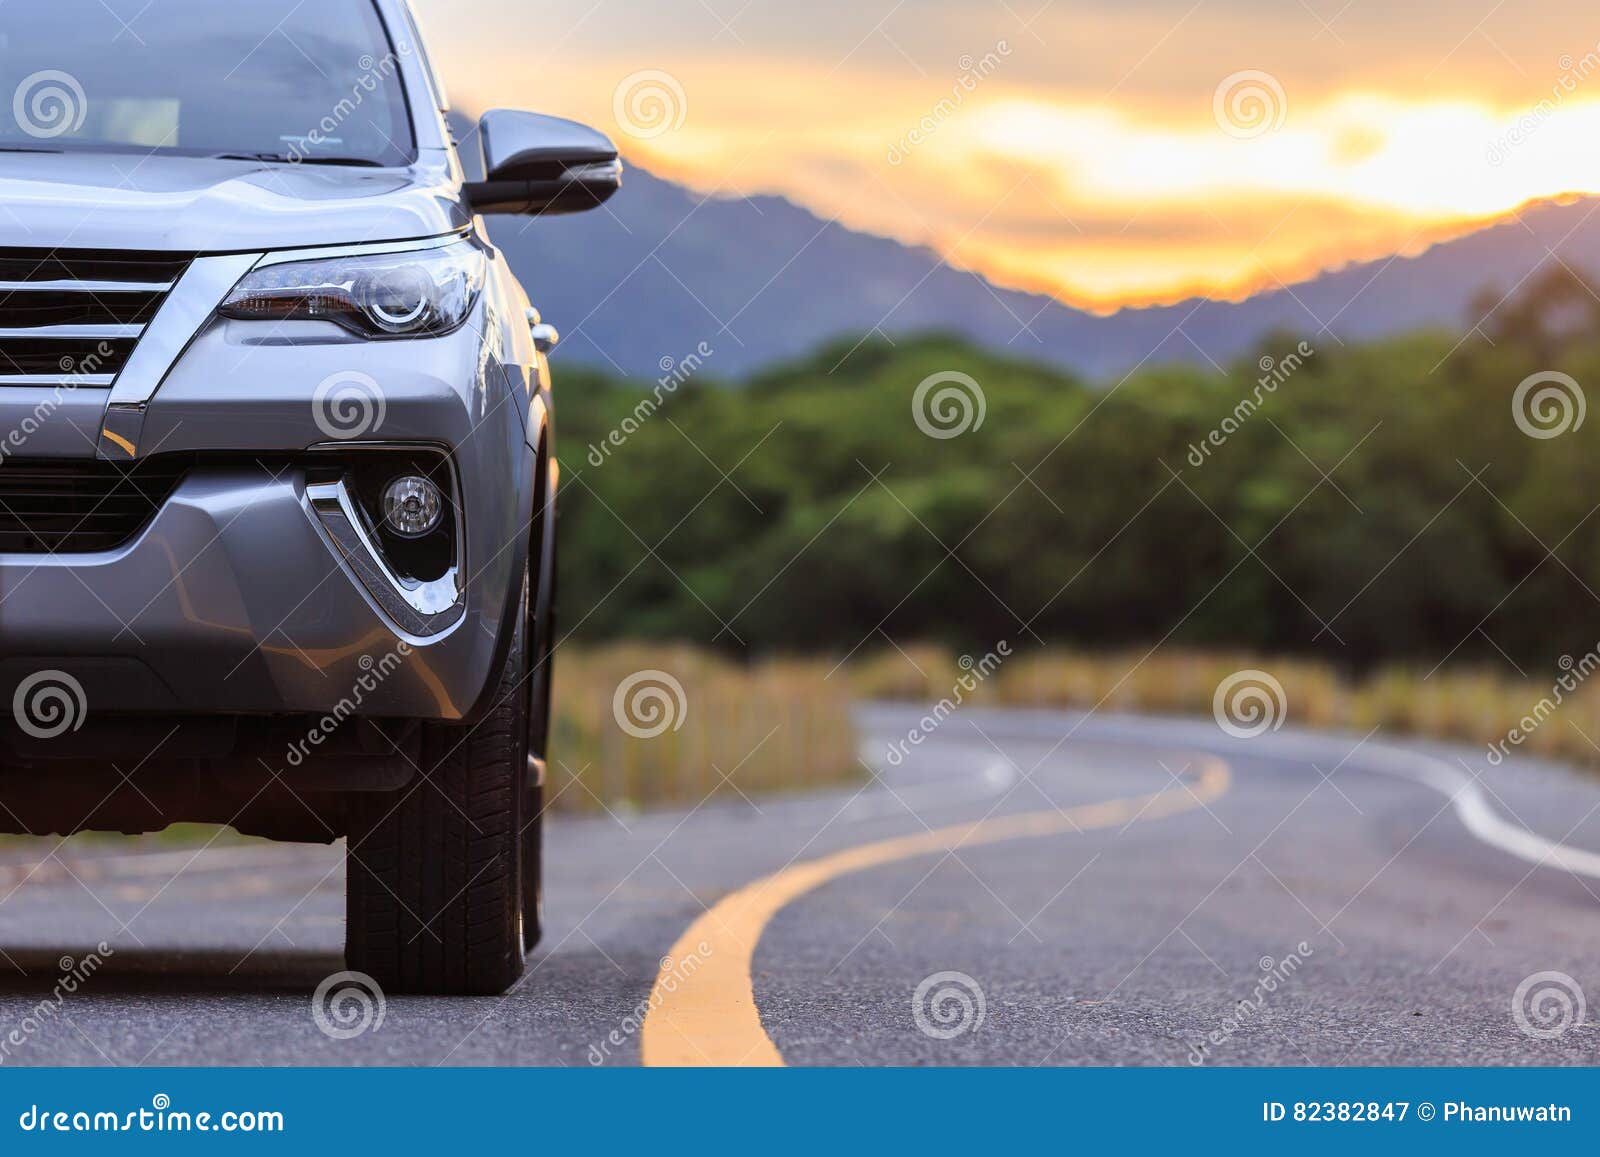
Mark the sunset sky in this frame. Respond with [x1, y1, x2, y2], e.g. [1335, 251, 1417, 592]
[413, 0, 1600, 311]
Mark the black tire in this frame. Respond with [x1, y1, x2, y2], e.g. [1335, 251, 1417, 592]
[522, 757, 544, 953]
[345, 569, 534, 996]
[522, 455, 556, 951]
[522, 583, 553, 951]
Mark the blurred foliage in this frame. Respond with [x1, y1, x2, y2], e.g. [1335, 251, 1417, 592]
[553, 269, 1600, 677]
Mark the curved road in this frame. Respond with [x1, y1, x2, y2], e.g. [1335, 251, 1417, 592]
[1, 704, 1598, 1066]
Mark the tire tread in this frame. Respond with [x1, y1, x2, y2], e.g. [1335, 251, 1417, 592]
[346, 608, 528, 995]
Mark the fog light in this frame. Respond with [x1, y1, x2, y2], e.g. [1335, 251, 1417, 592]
[381, 474, 444, 538]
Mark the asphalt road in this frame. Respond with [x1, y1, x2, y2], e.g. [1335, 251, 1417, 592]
[2, 704, 1599, 1066]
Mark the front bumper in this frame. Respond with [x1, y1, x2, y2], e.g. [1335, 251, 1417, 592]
[0, 462, 486, 719]
[0, 308, 537, 724]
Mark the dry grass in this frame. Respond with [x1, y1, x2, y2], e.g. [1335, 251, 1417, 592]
[549, 645, 861, 812]
[845, 645, 1600, 767]
[12, 645, 1586, 850]
[0, 648, 860, 850]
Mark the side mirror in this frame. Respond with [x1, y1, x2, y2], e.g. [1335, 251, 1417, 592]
[463, 110, 622, 216]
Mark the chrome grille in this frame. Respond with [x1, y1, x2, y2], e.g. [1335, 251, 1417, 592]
[0, 249, 193, 387]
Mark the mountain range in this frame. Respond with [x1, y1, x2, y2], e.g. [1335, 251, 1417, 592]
[488, 161, 1600, 384]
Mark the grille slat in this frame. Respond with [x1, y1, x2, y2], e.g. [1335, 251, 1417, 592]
[0, 289, 162, 329]
[0, 374, 116, 387]
[0, 249, 192, 388]
[0, 280, 175, 293]
[0, 456, 191, 553]
[0, 250, 191, 284]
[0, 289, 164, 329]
[0, 325, 147, 339]
[0, 337, 140, 376]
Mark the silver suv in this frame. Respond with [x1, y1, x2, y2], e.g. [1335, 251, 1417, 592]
[0, 0, 619, 994]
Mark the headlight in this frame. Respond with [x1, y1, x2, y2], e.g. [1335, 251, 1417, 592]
[218, 240, 486, 339]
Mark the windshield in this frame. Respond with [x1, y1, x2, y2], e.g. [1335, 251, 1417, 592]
[0, 0, 415, 166]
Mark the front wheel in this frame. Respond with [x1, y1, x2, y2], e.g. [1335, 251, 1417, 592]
[344, 568, 536, 996]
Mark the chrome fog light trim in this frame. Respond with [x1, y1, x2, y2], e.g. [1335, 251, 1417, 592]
[305, 477, 464, 638]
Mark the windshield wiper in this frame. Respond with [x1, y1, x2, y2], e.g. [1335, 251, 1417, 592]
[210, 152, 384, 168]
[0, 146, 64, 154]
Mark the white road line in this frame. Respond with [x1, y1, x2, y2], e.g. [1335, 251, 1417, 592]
[1360, 745, 1600, 879]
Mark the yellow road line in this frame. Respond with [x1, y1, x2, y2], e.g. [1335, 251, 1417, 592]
[640, 756, 1232, 1066]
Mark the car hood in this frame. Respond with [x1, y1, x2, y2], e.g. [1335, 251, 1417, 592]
[0, 151, 471, 253]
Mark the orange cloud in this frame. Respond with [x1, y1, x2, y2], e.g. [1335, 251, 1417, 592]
[421, 1, 1600, 309]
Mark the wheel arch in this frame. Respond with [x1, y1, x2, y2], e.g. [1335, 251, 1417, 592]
[457, 412, 551, 727]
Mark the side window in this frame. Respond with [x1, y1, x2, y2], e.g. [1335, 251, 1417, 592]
[400, 1, 451, 114]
